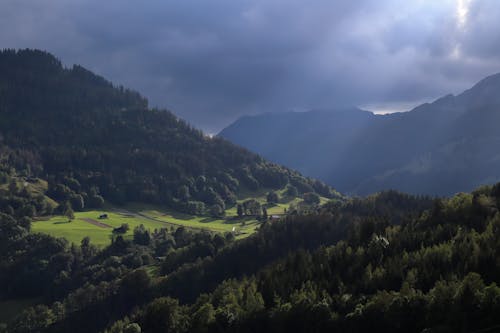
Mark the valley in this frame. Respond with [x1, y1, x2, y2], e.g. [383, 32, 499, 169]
[1, 49, 500, 333]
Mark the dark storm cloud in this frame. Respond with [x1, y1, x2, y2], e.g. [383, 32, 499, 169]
[1, 0, 500, 132]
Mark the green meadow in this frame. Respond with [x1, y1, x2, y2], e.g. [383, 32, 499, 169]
[32, 189, 331, 247]
[32, 206, 262, 246]
[32, 210, 164, 246]
[127, 204, 261, 234]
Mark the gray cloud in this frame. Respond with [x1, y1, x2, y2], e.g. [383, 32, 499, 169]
[1, 0, 500, 132]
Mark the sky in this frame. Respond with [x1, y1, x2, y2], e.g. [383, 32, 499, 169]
[1, 0, 500, 133]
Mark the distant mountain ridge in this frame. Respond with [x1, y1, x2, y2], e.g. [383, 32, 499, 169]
[219, 73, 500, 196]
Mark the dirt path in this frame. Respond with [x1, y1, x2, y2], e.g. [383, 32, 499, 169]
[79, 217, 112, 228]
[111, 208, 158, 222]
[110, 208, 206, 231]
[111, 208, 175, 226]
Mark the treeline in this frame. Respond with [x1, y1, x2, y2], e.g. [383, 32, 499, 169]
[0, 49, 337, 216]
[8, 186, 498, 333]
[0, 189, 439, 332]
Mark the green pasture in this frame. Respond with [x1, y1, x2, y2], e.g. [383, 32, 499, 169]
[31, 187, 332, 246]
[124, 203, 261, 236]
[32, 210, 165, 246]
[32, 206, 261, 246]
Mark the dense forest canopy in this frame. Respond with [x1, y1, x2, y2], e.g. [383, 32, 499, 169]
[3, 184, 500, 332]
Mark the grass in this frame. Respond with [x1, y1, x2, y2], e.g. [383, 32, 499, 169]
[32, 210, 166, 246]
[32, 206, 262, 246]
[31, 187, 333, 246]
[124, 203, 261, 237]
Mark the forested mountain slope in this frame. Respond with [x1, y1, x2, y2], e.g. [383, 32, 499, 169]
[219, 73, 500, 196]
[0, 49, 336, 219]
[6, 185, 500, 333]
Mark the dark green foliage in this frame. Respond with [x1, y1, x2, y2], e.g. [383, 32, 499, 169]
[8, 185, 498, 333]
[87, 194, 105, 209]
[113, 223, 130, 235]
[285, 184, 298, 197]
[242, 199, 261, 216]
[64, 205, 75, 221]
[0, 177, 54, 220]
[184, 201, 205, 215]
[236, 204, 243, 217]
[138, 297, 188, 333]
[210, 204, 225, 218]
[133, 224, 151, 246]
[69, 194, 85, 211]
[302, 192, 320, 204]
[266, 191, 279, 204]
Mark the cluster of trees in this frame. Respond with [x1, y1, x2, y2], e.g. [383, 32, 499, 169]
[6, 186, 500, 332]
[47, 178, 105, 212]
[0, 49, 338, 216]
[0, 156, 104, 224]
[236, 199, 262, 217]
[0, 181, 53, 219]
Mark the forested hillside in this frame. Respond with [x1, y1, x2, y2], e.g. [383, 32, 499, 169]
[0, 49, 336, 221]
[2, 49, 500, 333]
[219, 74, 500, 196]
[0, 49, 340, 331]
[4, 184, 500, 332]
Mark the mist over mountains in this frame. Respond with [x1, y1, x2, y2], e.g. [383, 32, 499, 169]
[219, 73, 500, 196]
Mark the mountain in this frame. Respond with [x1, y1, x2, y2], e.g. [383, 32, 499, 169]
[2, 48, 500, 333]
[219, 74, 500, 196]
[0, 49, 336, 218]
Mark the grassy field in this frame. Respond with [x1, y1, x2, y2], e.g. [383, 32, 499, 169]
[32, 206, 262, 246]
[32, 188, 332, 247]
[32, 210, 166, 246]
[127, 204, 261, 234]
